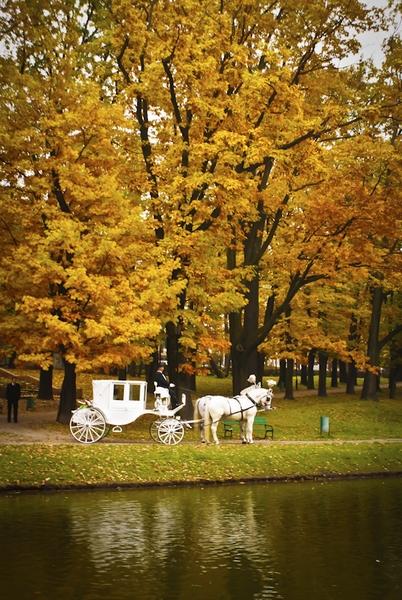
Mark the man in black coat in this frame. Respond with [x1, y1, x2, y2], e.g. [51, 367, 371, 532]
[154, 364, 179, 408]
[6, 377, 21, 423]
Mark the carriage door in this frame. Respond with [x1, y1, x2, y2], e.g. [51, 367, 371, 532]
[109, 383, 127, 418]
[112, 383, 126, 402]
[127, 383, 144, 411]
[110, 382, 144, 424]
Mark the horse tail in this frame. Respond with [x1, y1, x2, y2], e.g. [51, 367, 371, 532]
[203, 399, 211, 443]
[193, 398, 202, 430]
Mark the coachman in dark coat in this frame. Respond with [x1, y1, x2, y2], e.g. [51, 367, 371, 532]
[154, 364, 179, 408]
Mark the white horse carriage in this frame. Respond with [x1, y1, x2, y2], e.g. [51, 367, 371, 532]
[69, 379, 188, 445]
[69, 377, 276, 446]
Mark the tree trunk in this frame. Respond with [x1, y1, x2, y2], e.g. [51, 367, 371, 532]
[229, 273, 260, 395]
[166, 320, 196, 396]
[346, 361, 357, 395]
[388, 341, 401, 399]
[330, 358, 338, 388]
[388, 368, 397, 399]
[7, 352, 17, 368]
[388, 362, 401, 399]
[345, 313, 358, 395]
[257, 352, 265, 385]
[361, 286, 383, 400]
[318, 351, 328, 397]
[284, 358, 295, 399]
[231, 346, 260, 395]
[127, 362, 138, 377]
[209, 354, 231, 379]
[165, 320, 179, 386]
[339, 360, 347, 383]
[146, 351, 160, 392]
[222, 354, 231, 378]
[118, 367, 127, 380]
[300, 364, 308, 386]
[38, 366, 54, 400]
[307, 350, 315, 389]
[179, 371, 196, 393]
[209, 356, 225, 378]
[57, 359, 76, 424]
[278, 358, 287, 391]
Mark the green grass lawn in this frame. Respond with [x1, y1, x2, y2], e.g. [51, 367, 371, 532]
[0, 442, 401, 490]
[266, 395, 402, 441]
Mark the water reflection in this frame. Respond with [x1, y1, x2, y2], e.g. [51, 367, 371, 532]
[0, 478, 401, 599]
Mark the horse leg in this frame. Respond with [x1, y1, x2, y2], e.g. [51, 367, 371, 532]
[194, 400, 205, 443]
[200, 422, 206, 443]
[201, 404, 209, 443]
[246, 417, 254, 443]
[239, 421, 247, 444]
[210, 419, 220, 445]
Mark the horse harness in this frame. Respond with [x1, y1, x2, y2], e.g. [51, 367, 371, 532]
[229, 392, 261, 420]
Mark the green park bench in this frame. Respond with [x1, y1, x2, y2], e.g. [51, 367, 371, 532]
[223, 415, 274, 440]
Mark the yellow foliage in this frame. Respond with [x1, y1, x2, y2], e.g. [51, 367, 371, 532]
[0, 0, 400, 379]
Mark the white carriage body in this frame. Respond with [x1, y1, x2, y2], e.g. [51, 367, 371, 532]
[91, 379, 174, 425]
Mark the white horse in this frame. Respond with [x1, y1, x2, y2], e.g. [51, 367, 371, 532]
[194, 386, 273, 445]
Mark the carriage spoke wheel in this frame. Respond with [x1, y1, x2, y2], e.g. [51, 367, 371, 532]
[150, 418, 165, 443]
[70, 407, 107, 444]
[157, 418, 185, 445]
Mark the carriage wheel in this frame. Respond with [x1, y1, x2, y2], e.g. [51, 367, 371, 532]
[157, 418, 185, 445]
[149, 418, 164, 443]
[69, 407, 107, 444]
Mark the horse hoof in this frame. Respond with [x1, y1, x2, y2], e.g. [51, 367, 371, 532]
[242, 440, 247, 444]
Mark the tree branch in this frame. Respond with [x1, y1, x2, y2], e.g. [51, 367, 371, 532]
[378, 324, 402, 351]
[0, 216, 19, 247]
[117, 36, 130, 84]
[51, 169, 71, 213]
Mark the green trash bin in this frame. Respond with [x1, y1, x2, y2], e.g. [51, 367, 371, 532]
[320, 416, 330, 435]
[26, 397, 35, 411]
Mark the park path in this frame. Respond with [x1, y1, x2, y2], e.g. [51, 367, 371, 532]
[0, 405, 402, 446]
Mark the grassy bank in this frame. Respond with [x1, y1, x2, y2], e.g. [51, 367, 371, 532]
[0, 442, 401, 491]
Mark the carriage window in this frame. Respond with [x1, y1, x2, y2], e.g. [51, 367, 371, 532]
[113, 384, 125, 401]
[128, 385, 141, 401]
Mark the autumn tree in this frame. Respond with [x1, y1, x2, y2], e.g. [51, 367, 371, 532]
[359, 34, 402, 400]
[107, 0, 400, 393]
[0, 0, 178, 421]
[1, 0, 400, 405]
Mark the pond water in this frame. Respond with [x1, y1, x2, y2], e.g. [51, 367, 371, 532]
[0, 477, 401, 600]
